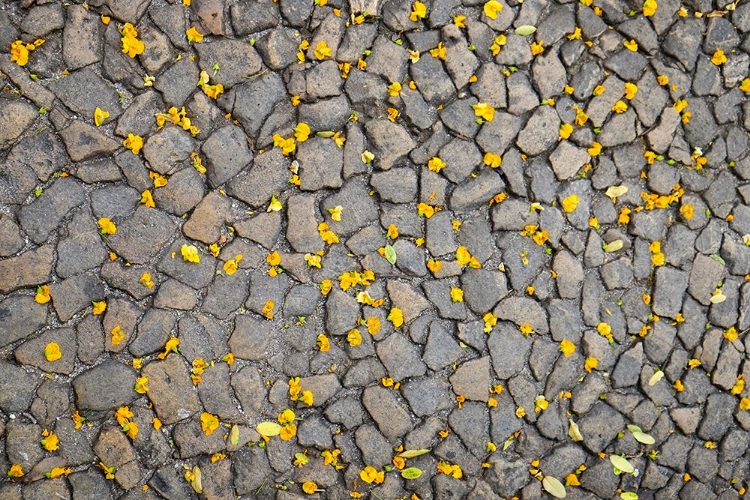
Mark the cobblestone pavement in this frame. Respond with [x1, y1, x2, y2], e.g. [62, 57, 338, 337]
[2, 0, 750, 498]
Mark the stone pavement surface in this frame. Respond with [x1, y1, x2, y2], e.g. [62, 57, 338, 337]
[2, 0, 750, 498]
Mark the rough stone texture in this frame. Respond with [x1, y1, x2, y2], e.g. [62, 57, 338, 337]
[0, 2, 747, 496]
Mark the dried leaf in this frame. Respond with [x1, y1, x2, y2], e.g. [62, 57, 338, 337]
[190, 466, 202, 494]
[605, 185, 628, 200]
[401, 467, 423, 479]
[503, 435, 515, 450]
[316, 131, 335, 138]
[609, 455, 635, 474]
[648, 370, 664, 386]
[230, 425, 240, 446]
[568, 419, 583, 442]
[710, 290, 727, 304]
[256, 422, 282, 437]
[621, 492, 639, 500]
[384, 244, 397, 265]
[515, 25, 537, 36]
[398, 449, 431, 459]
[603, 239, 623, 252]
[542, 476, 567, 498]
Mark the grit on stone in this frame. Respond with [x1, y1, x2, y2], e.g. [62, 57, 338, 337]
[1, 0, 749, 497]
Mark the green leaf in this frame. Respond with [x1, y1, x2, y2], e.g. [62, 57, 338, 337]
[626, 424, 642, 434]
[709, 254, 726, 266]
[632, 431, 656, 445]
[621, 492, 639, 500]
[255, 422, 282, 437]
[609, 455, 635, 474]
[316, 131, 336, 138]
[230, 425, 240, 446]
[398, 448, 431, 458]
[384, 244, 397, 265]
[515, 25, 537, 36]
[401, 467, 423, 479]
[542, 476, 567, 498]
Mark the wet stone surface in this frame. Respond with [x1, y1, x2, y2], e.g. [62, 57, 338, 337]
[1, 0, 750, 498]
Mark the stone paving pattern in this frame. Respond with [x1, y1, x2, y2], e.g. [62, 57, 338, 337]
[2, 0, 750, 498]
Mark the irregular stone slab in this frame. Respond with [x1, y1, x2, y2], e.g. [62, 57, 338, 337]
[493, 296, 549, 334]
[516, 105, 560, 156]
[154, 57, 200, 107]
[6, 127, 68, 183]
[298, 137, 344, 191]
[94, 426, 142, 490]
[115, 90, 164, 138]
[0, 360, 39, 412]
[227, 148, 290, 208]
[73, 360, 138, 411]
[230, 71, 287, 138]
[376, 331, 427, 381]
[202, 124, 253, 187]
[195, 39, 263, 88]
[0, 97, 37, 149]
[286, 195, 323, 254]
[153, 166, 205, 216]
[63, 5, 104, 70]
[386, 279, 432, 325]
[476, 112, 523, 156]
[365, 119, 416, 170]
[652, 266, 689, 319]
[229, 315, 273, 361]
[362, 386, 413, 441]
[50, 273, 105, 322]
[549, 141, 590, 181]
[107, 206, 178, 264]
[142, 354, 201, 425]
[182, 191, 232, 244]
[487, 322, 532, 380]
[59, 120, 121, 162]
[157, 239, 218, 289]
[49, 67, 122, 122]
[0, 245, 54, 294]
[143, 126, 196, 175]
[18, 177, 86, 244]
[321, 176, 380, 238]
[15, 327, 77, 375]
[450, 168, 506, 213]
[451, 357, 491, 403]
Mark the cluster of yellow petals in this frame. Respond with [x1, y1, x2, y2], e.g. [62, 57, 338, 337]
[140, 272, 155, 289]
[200, 412, 220, 435]
[472, 102, 495, 122]
[483, 312, 498, 333]
[387, 307, 404, 327]
[417, 202, 440, 218]
[10, 39, 43, 66]
[94, 107, 110, 127]
[98, 217, 117, 235]
[360, 466, 385, 484]
[437, 461, 463, 479]
[123, 133, 144, 154]
[483, 152, 502, 168]
[120, 23, 145, 58]
[317, 333, 331, 352]
[35, 284, 51, 304]
[273, 133, 296, 156]
[584, 356, 598, 373]
[338, 269, 375, 291]
[559, 339, 576, 357]
[157, 337, 180, 359]
[111, 325, 125, 345]
[140, 189, 156, 208]
[44, 342, 62, 362]
[40, 429, 59, 452]
[410, 1, 427, 22]
[347, 329, 362, 346]
[261, 300, 275, 319]
[430, 42, 447, 60]
[278, 409, 297, 441]
[520, 224, 549, 246]
[428, 157, 446, 173]
[318, 222, 340, 244]
[649, 241, 666, 267]
[181, 244, 201, 263]
[197, 70, 224, 99]
[561, 194, 580, 213]
[134, 376, 149, 394]
[186, 26, 204, 43]
[314, 41, 332, 60]
[456, 245, 481, 268]
[115, 406, 139, 440]
[643, 0, 657, 16]
[484, 0, 503, 19]
[641, 185, 683, 210]
[223, 254, 243, 275]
